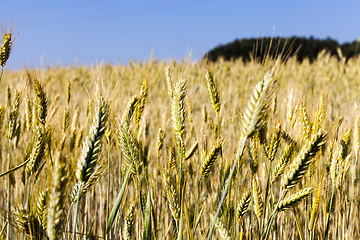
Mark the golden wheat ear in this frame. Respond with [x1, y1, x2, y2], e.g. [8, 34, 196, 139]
[0, 29, 12, 67]
[33, 79, 47, 126]
[209, 213, 232, 240]
[47, 152, 67, 240]
[162, 170, 180, 221]
[252, 176, 264, 223]
[200, 139, 223, 179]
[282, 131, 326, 189]
[242, 61, 280, 138]
[278, 187, 314, 211]
[205, 70, 221, 116]
[123, 201, 137, 240]
[236, 190, 251, 222]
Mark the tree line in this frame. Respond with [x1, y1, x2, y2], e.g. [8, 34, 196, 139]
[206, 36, 360, 62]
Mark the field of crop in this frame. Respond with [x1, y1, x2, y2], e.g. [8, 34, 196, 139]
[0, 34, 360, 239]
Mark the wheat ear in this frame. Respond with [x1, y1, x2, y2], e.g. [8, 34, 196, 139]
[33, 79, 47, 126]
[205, 70, 221, 116]
[200, 139, 223, 179]
[7, 90, 21, 141]
[272, 143, 294, 183]
[162, 170, 180, 221]
[278, 187, 313, 211]
[36, 189, 47, 230]
[236, 190, 251, 221]
[47, 152, 67, 240]
[25, 125, 46, 176]
[123, 201, 136, 240]
[134, 78, 148, 126]
[282, 131, 326, 189]
[0, 29, 12, 67]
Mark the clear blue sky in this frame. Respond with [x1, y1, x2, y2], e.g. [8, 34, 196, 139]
[1, 0, 359, 69]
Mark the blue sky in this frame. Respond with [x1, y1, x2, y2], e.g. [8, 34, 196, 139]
[1, 0, 359, 69]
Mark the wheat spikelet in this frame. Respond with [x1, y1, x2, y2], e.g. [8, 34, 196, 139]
[330, 144, 341, 186]
[170, 77, 187, 141]
[33, 79, 47, 126]
[0, 105, 4, 129]
[205, 70, 221, 116]
[134, 78, 148, 126]
[0, 29, 12, 67]
[118, 122, 142, 176]
[14, 206, 46, 239]
[331, 149, 351, 189]
[157, 128, 164, 160]
[7, 90, 21, 140]
[67, 80, 71, 105]
[162, 170, 180, 221]
[312, 92, 325, 134]
[168, 146, 176, 171]
[309, 177, 324, 231]
[248, 138, 259, 174]
[121, 95, 139, 127]
[298, 102, 311, 141]
[242, 63, 279, 138]
[165, 66, 173, 97]
[123, 201, 136, 240]
[25, 96, 32, 131]
[236, 190, 251, 221]
[25, 125, 46, 175]
[202, 105, 207, 124]
[278, 187, 313, 211]
[267, 123, 282, 162]
[330, 130, 353, 189]
[340, 128, 352, 160]
[200, 139, 223, 179]
[62, 107, 69, 133]
[69, 129, 76, 152]
[210, 214, 232, 240]
[337, 155, 351, 188]
[272, 143, 294, 182]
[286, 88, 296, 126]
[36, 189, 47, 230]
[71, 93, 108, 203]
[282, 131, 326, 189]
[75, 93, 108, 183]
[252, 176, 264, 222]
[47, 152, 67, 240]
[185, 140, 198, 160]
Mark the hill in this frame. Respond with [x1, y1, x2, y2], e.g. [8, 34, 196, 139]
[206, 36, 360, 62]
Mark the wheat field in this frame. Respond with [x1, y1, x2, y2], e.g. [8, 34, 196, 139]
[0, 30, 359, 240]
